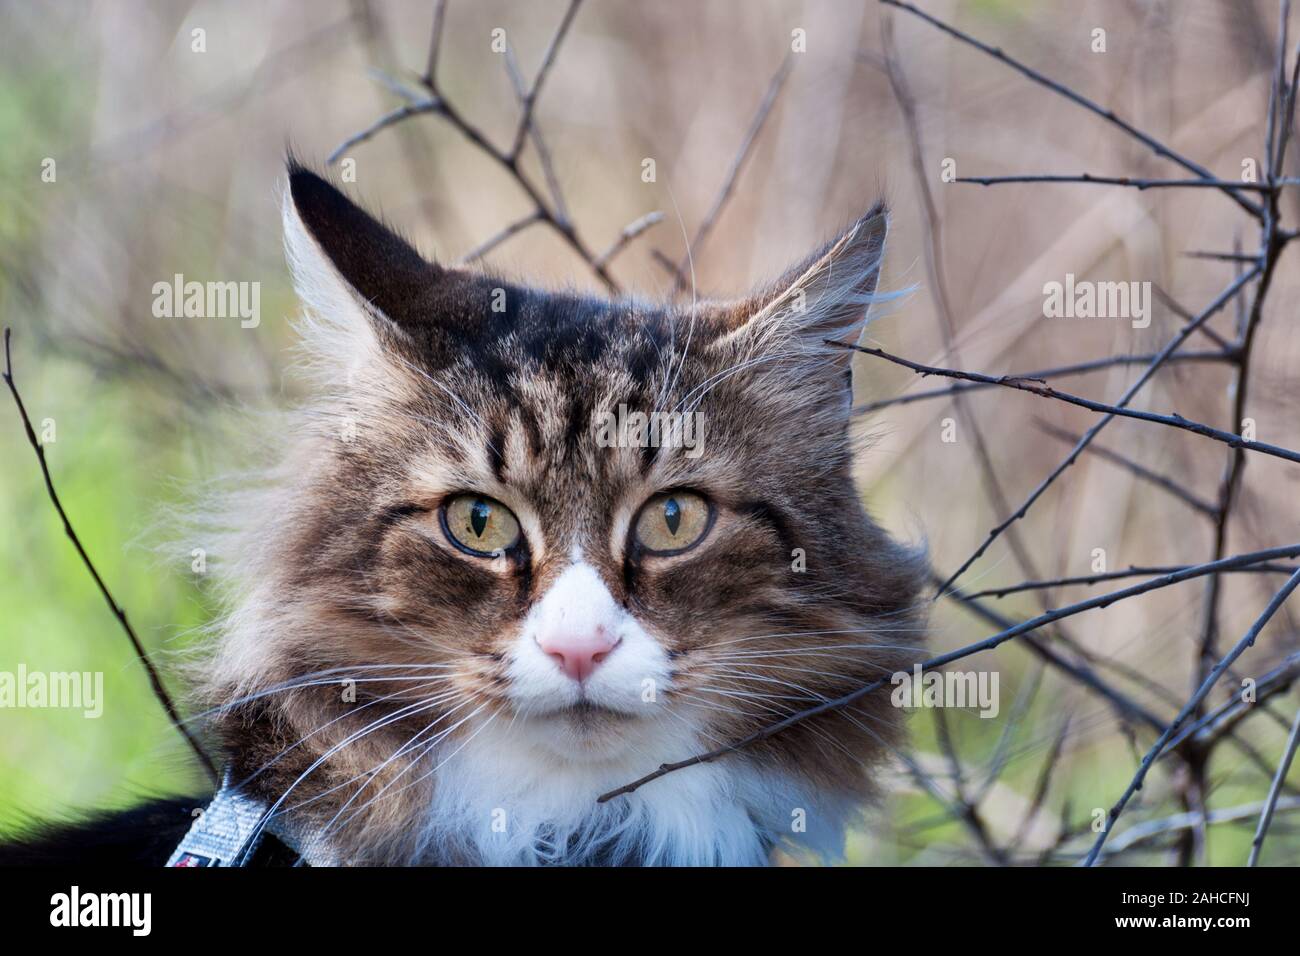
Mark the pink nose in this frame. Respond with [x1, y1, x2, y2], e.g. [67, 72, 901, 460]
[537, 630, 620, 683]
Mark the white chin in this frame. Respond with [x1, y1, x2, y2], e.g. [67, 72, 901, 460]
[520, 705, 648, 761]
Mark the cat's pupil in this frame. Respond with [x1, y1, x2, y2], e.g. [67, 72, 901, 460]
[470, 500, 490, 538]
[663, 497, 681, 535]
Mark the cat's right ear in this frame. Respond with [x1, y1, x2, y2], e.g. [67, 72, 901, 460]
[282, 160, 442, 342]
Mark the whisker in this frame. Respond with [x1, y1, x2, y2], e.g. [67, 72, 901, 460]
[296, 694, 479, 821]
[234, 682, 456, 789]
[324, 703, 498, 837]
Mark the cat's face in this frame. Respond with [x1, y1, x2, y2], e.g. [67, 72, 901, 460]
[209, 165, 925, 863]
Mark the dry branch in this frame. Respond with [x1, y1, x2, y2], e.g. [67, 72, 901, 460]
[1085, 567, 1300, 864]
[1248, 701, 1300, 865]
[329, 0, 663, 293]
[880, 0, 1264, 217]
[853, 349, 1230, 415]
[932, 264, 1261, 597]
[2, 329, 218, 784]
[657, 55, 793, 294]
[839, 335, 1300, 466]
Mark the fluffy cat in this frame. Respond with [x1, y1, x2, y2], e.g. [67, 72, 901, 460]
[4, 161, 926, 867]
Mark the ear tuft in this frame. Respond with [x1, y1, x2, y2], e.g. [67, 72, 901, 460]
[283, 160, 442, 332]
[700, 204, 890, 411]
[736, 202, 889, 358]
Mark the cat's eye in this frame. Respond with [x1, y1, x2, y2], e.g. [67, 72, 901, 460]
[441, 494, 521, 557]
[633, 491, 713, 555]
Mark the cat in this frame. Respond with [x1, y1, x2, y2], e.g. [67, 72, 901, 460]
[2, 160, 926, 867]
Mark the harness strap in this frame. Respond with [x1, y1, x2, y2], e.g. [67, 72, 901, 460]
[166, 771, 334, 867]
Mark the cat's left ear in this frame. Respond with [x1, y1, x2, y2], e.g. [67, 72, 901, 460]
[713, 203, 888, 385]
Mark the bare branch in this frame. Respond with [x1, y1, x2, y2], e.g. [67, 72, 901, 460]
[326, 98, 438, 164]
[1151, 284, 1233, 350]
[456, 211, 543, 265]
[853, 349, 1230, 415]
[1275, 43, 1300, 173]
[946, 581, 1166, 733]
[504, 43, 569, 224]
[929, 263, 1262, 597]
[839, 331, 1300, 467]
[508, 0, 583, 162]
[1084, 567, 1300, 865]
[1034, 419, 1218, 518]
[592, 212, 665, 269]
[421, 0, 448, 87]
[1099, 796, 1300, 858]
[959, 564, 1300, 602]
[2, 329, 218, 784]
[880, 0, 1265, 218]
[329, 3, 621, 293]
[1180, 250, 1261, 262]
[1172, 652, 1300, 750]
[958, 174, 1275, 192]
[1193, 9, 1293, 756]
[1247, 701, 1300, 865]
[664, 55, 793, 293]
[1265, 0, 1290, 183]
[1010, 714, 1072, 851]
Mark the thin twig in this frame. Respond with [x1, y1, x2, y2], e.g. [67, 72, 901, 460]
[421, 0, 447, 86]
[326, 99, 439, 163]
[1181, 250, 1260, 262]
[926, 263, 1262, 597]
[1151, 284, 1234, 350]
[1010, 714, 1072, 851]
[880, 0, 1264, 218]
[664, 55, 793, 293]
[958, 174, 1276, 192]
[1183, 653, 1300, 751]
[2, 329, 218, 784]
[959, 564, 1300, 602]
[838, 331, 1300, 467]
[456, 211, 543, 265]
[507, 0, 583, 162]
[504, 43, 569, 224]
[1275, 43, 1300, 173]
[1247, 700, 1300, 865]
[945, 580, 1166, 732]
[1033, 419, 1218, 518]
[1084, 567, 1300, 865]
[1098, 796, 1300, 857]
[853, 349, 1230, 414]
[592, 212, 665, 269]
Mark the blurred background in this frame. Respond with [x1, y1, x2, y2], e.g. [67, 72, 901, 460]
[2, 0, 1299, 865]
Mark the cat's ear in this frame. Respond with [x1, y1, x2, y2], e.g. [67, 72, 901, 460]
[715, 204, 888, 375]
[282, 160, 442, 339]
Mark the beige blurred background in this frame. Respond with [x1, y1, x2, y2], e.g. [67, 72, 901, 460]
[1, 0, 1298, 865]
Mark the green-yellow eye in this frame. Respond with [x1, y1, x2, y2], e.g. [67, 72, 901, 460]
[442, 494, 521, 556]
[634, 491, 712, 555]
